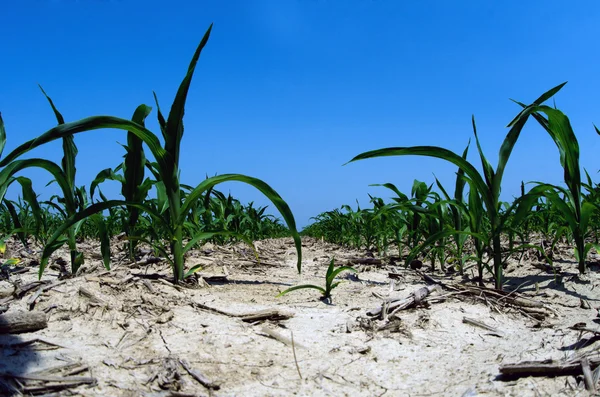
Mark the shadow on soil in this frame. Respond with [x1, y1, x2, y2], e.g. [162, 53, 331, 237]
[0, 331, 40, 396]
[504, 272, 600, 302]
[208, 279, 293, 287]
[559, 335, 600, 351]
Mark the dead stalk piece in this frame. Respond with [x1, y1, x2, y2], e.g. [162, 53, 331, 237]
[141, 279, 155, 292]
[78, 287, 106, 305]
[499, 354, 600, 378]
[27, 280, 66, 310]
[259, 327, 307, 349]
[179, 359, 220, 390]
[192, 302, 293, 322]
[0, 311, 47, 334]
[581, 357, 596, 392]
[291, 331, 303, 379]
[462, 317, 503, 336]
[367, 284, 440, 317]
[240, 309, 293, 323]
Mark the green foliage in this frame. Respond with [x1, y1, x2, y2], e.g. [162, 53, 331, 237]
[0, 24, 302, 283]
[346, 83, 566, 290]
[277, 257, 356, 303]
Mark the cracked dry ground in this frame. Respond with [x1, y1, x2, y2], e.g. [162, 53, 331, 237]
[0, 236, 599, 396]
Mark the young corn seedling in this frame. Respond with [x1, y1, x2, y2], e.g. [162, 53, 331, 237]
[0, 100, 107, 274]
[347, 83, 566, 290]
[277, 257, 356, 304]
[0, 24, 302, 282]
[89, 105, 154, 260]
[512, 102, 599, 274]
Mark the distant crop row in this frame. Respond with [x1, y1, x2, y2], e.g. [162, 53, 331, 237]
[1, 25, 597, 292]
[0, 24, 301, 284]
[305, 84, 600, 290]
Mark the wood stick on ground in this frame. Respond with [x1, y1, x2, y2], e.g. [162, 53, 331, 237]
[569, 323, 600, 337]
[291, 330, 303, 379]
[462, 317, 503, 336]
[581, 357, 596, 393]
[239, 309, 293, 323]
[78, 287, 107, 305]
[499, 355, 600, 378]
[258, 326, 307, 349]
[3, 373, 95, 383]
[28, 362, 86, 376]
[21, 380, 95, 394]
[367, 284, 440, 317]
[192, 302, 293, 322]
[14, 281, 50, 298]
[0, 311, 47, 334]
[140, 279, 155, 293]
[347, 258, 382, 265]
[157, 278, 185, 292]
[28, 281, 66, 310]
[179, 359, 220, 390]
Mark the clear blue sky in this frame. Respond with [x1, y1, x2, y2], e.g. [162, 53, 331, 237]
[1, 0, 600, 228]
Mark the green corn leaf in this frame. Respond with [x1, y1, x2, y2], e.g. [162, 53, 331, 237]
[3, 199, 27, 247]
[327, 281, 342, 293]
[155, 181, 170, 215]
[125, 235, 174, 266]
[455, 140, 470, 203]
[347, 146, 493, 213]
[91, 213, 111, 270]
[580, 201, 596, 234]
[434, 177, 453, 203]
[277, 284, 327, 297]
[123, 104, 151, 202]
[3, 258, 21, 266]
[90, 168, 124, 200]
[0, 159, 77, 213]
[179, 173, 302, 273]
[0, 113, 6, 159]
[38, 85, 66, 124]
[471, 116, 495, 188]
[152, 92, 167, 139]
[506, 82, 567, 127]
[184, 263, 203, 279]
[14, 176, 42, 236]
[0, 116, 170, 178]
[182, 231, 237, 254]
[584, 242, 600, 258]
[39, 85, 78, 190]
[41, 200, 67, 218]
[327, 266, 357, 285]
[165, 24, 213, 167]
[532, 106, 582, 212]
[324, 257, 335, 281]
[39, 200, 171, 278]
[123, 104, 152, 247]
[533, 82, 568, 105]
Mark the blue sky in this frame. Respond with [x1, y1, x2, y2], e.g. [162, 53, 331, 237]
[1, 0, 600, 228]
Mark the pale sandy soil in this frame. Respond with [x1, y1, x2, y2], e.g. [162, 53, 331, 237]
[0, 236, 599, 396]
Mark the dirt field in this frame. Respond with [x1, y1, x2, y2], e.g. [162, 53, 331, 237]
[0, 236, 599, 396]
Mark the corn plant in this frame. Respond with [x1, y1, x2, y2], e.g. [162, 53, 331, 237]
[0, 88, 111, 274]
[512, 103, 598, 273]
[0, 183, 42, 249]
[347, 84, 566, 289]
[277, 257, 356, 303]
[89, 105, 154, 259]
[0, 24, 302, 282]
